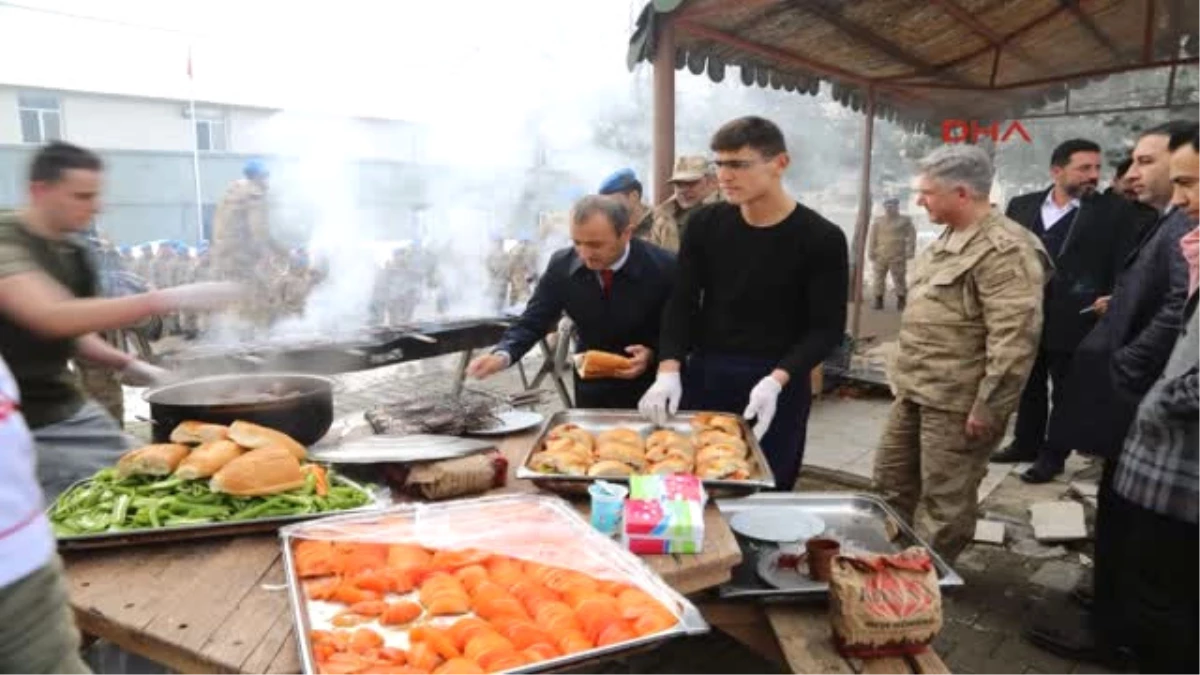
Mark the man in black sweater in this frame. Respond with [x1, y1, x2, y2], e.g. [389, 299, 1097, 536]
[467, 195, 676, 408]
[639, 116, 849, 490]
[991, 139, 1143, 483]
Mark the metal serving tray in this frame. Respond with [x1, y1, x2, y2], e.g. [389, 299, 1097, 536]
[53, 475, 385, 550]
[715, 492, 963, 600]
[279, 494, 709, 674]
[515, 409, 776, 496]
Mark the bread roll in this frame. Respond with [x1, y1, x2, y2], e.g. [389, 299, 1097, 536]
[210, 445, 306, 496]
[544, 437, 592, 461]
[696, 456, 752, 480]
[175, 440, 243, 480]
[690, 413, 742, 437]
[117, 444, 190, 478]
[648, 457, 692, 475]
[646, 437, 694, 463]
[586, 460, 635, 477]
[697, 443, 745, 466]
[228, 421, 306, 460]
[547, 424, 594, 452]
[528, 451, 589, 476]
[169, 421, 231, 445]
[576, 350, 633, 379]
[596, 428, 643, 451]
[692, 429, 747, 452]
[594, 441, 646, 470]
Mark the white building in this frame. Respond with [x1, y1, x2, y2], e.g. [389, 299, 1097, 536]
[0, 84, 426, 161]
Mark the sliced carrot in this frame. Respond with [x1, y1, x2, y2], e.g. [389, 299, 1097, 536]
[350, 601, 388, 617]
[350, 628, 385, 653]
[434, 658, 485, 675]
[499, 621, 554, 650]
[378, 647, 408, 666]
[472, 596, 528, 622]
[426, 593, 471, 617]
[595, 620, 637, 647]
[453, 565, 489, 592]
[387, 545, 432, 572]
[520, 643, 560, 664]
[411, 625, 461, 661]
[447, 618, 496, 651]
[407, 642, 443, 673]
[307, 577, 343, 601]
[477, 649, 526, 673]
[556, 630, 593, 655]
[380, 601, 422, 627]
[463, 633, 515, 662]
[332, 584, 380, 606]
[332, 611, 372, 628]
[632, 610, 677, 636]
[430, 548, 491, 572]
[302, 464, 329, 496]
[296, 540, 338, 577]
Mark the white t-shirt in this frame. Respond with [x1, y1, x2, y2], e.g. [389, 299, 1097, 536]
[0, 357, 55, 588]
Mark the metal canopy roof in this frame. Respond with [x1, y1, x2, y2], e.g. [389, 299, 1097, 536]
[629, 0, 1199, 133]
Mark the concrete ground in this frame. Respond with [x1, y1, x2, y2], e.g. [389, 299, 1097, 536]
[114, 341, 1108, 674]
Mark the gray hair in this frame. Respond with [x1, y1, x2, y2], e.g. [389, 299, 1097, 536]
[918, 145, 994, 199]
[572, 195, 631, 235]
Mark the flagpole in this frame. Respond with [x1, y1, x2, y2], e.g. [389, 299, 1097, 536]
[188, 45, 204, 244]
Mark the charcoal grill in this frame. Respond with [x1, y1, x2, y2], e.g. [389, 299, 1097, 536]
[158, 316, 512, 377]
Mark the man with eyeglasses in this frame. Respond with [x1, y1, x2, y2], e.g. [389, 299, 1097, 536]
[639, 116, 849, 491]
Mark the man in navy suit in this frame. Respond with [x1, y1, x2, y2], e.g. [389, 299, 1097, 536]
[990, 139, 1145, 482]
[467, 195, 676, 408]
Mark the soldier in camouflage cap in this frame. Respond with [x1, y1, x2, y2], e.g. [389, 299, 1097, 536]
[647, 155, 722, 252]
[868, 197, 917, 310]
[873, 144, 1050, 561]
[211, 159, 286, 327]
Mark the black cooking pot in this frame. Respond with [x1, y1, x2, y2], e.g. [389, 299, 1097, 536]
[143, 373, 335, 446]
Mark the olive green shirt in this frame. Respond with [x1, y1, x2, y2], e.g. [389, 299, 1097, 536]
[0, 212, 97, 428]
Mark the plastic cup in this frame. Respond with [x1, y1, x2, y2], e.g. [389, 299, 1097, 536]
[588, 480, 629, 536]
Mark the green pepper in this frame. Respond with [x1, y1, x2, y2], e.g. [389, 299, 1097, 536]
[109, 494, 131, 527]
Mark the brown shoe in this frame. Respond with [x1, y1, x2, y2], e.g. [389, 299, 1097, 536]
[872, 296, 884, 310]
[896, 295, 906, 311]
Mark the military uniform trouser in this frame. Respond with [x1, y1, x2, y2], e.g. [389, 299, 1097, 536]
[0, 557, 91, 674]
[34, 401, 133, 502]
[873, 397, 1003, 561]
[76, 363, 124, 428]
[872, 258, 908, 299]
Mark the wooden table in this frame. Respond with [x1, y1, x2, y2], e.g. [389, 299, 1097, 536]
[63, 430, 945, 674]
[64, 431, 743, 673]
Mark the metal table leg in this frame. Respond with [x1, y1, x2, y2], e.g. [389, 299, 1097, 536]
[452, 348, 472, 397]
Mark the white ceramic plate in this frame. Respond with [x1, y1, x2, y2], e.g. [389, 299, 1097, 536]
[729, 509, 826, 543]
[469, 410, 545, 436]
[756, 549, 821, 590]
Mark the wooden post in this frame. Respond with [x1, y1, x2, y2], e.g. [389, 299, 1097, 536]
[652, 18, 676, 206]
[849, 87, 877, 343]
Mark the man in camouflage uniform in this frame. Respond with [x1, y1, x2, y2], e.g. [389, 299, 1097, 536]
[647, 155, 722, 252]
[485, 238, 511, 311]
[508, 239, 538, 305]
[874, 145, 1049, 561]
[277, 254, 313, 320]
[180, 249, 211, 337]
[868, 197, 918, 310]
[211, 159, 286, 328]
[76, 237, 127, 426]
[150, 244, 186, 335]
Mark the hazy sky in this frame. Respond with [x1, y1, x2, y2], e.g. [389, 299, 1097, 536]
[0, 0, 659, 122]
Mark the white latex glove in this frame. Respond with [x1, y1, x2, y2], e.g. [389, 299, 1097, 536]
[119, 360, 174, 387]
[153, 282, 243, 312]
[743, 376, 783, 440]
[638, 371, 682, 426]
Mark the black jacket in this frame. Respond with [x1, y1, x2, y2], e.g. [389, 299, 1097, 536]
[1005, 189, 1146, 351]
[1052, 208, 1193, 459]
[495, 238, 676, 406]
